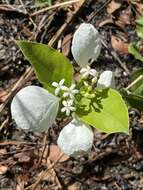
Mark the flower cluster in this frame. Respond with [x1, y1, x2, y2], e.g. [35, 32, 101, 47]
[11, 22, 119, 159]
[52, 79, 79, 116]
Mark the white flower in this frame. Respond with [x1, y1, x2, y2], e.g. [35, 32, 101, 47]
[97, 70, 115, 89]
[80, 66, 98, 78]
[61, 100, 76, 116]
[11, 86, 59, 132]
[62, 84, 79, 99]
[71, 23, 101, 67]
[91, 76, 98, 84]
[52, 79, 65, 96]
[57, 118, 94, 157]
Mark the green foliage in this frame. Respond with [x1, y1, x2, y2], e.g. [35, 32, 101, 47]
[136, 15, 143, 39]
[17, 41, 129, 134]
[17, 41, 73, 93]
[131, 69, 143, 96]
[122, 89, 143, 111]
[76, 88, 129, 134]
[128, 43, 143, 62]
[35, 0, 52, 6]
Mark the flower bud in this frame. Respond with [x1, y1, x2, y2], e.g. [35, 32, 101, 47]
[57, 118, 94, 157]
[11, 86, 59, 132]
[97, 71, 115, 89]
[71, 23, 101, 67]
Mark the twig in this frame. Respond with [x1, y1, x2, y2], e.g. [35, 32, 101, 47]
[101, 40, 130, 75]
[48, 0, 85, 46]
[87, 0, 111, 22]
[18, 0, 37, 28]
[24, 153, 64, 190]
[0, 117, 9, 130]
[86, 0, 130, 75]
[0, 140, 42, 146]
[36, 132, 48, 168]
[0, 67, 33, 115]
[125, 75, 143, 91]
[31, 0, 80, 17]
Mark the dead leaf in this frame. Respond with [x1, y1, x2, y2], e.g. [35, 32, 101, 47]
[14, 152, 31, 163]
[115, 8, 133, 28]
[0, 165, 8, 175]
[0, 149, 7, 155]
[68, 183, 77, 190]
[107, 0, 121, 14]
[49, 145, 69, 163]
[62, 33, 72, 56]
[131, 0, 143, 14]
[111, 35, 129, 54]
[0, 90, 8, 103]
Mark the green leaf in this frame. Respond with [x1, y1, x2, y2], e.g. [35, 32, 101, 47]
[76, 89, 129, 134]
[131, 69, 143, 96]
[35, 0, 52, 7]
[137, 25, 143, 39]
[136, 16, 143, 26]
[17, 41, 73, 92]
[136, 15, 143, 39]
[128, 43, 143, 62]
[122, 89, 143, 111]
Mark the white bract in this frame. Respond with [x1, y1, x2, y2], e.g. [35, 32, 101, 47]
[63, 84, 79, 99]
[11, 86, 59, 132]
[61, 100, 76, 116]
[57, 118, 94, 157]
[80, 66, 98, 78]
[71, 23, 101, 67]
[97, 70, 115, 89]
[52, 79, 65, 96]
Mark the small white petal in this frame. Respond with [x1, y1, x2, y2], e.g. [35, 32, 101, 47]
[97, 71, 115, 89]
[57, 118, 94, 157]
[59, 79, 65, 85]
[80, 68, 87, 74]
[70, 84, 76, 90]
[52, 82, 58, 87]
[69, 94, 75, 99]
[63, 92, 69, 97]
[11, 86, 59, 132]
[61, 107, 66, 113]
[82, 72, 89, 78]
[62, 100, 68, 107]
[71, 23, 101, 67]
[61, 86, 68, 91]
[66, 109, 70, 116]
[70, 106, 76, 111]
[55, 88, 60, 96]
[68, 99, 74, 106]
[72, 89, 79, 94]
[89, 69, 98, 77]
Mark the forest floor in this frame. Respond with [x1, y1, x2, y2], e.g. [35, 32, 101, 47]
[1, 0, 143, 189]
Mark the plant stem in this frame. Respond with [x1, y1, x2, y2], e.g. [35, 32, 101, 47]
[125, 75, 143, 91]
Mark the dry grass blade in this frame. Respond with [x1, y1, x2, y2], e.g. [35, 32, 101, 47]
[0, 67, 33, 115]
[24, 153, 64, 190]
[31, 0, 81, 17]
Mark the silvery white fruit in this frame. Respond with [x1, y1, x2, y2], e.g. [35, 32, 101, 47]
[71, 23, 101, 67]
[97, 70, 115, 89]
[11, 86, 59, 132]
[57, 118, 94, 157]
